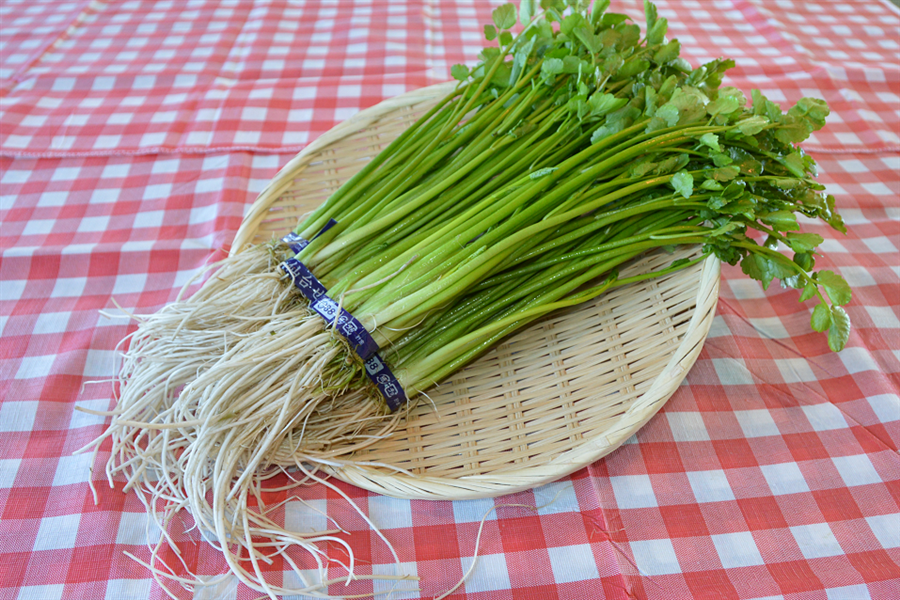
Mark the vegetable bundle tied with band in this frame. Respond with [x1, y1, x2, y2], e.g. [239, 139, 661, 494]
[87, 1, 852, 597]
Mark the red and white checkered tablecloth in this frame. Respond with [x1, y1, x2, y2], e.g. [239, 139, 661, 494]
[1, 1, 898, 599]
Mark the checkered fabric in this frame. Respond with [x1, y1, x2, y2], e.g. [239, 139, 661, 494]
[1, 1, 898, 599]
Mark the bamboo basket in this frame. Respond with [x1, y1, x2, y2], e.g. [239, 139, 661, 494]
[232, 82, 721, 501]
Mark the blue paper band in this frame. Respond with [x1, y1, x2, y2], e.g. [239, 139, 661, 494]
[281, 231, 310, 254]
[280, 217, 405, 410]
[281, 258, 328, 302]
[363, 354, 407, 412]
[281, 219, 339, 254]
[309, 296, 380, 361]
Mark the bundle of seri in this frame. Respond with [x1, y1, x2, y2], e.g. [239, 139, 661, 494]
[84, 1, 853, 597]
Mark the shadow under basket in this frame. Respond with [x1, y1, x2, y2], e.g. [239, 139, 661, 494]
[232, 81, 721, 501]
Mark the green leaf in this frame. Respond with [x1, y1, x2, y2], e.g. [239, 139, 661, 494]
[788, 97, 830, 132]
[653, 39, 680, 64]
[737, 115, 769, 136]
[541, 58, 565, 77]
[520, 0, 536, 24]
[574, 26, 602, 55]
[588, 92, 628, 117]
[561, 13, 586, 38]
[666, 87, 707, 125]
[811, 303, 833, 333]
[671, 171, 694, 199]
[828, 305, 851, 351]
[799, 282, 818, 302]
[493, 4, 517, 30]
[700, 179, 724, 191]
[618, 59, 650, 79]
[712, 152, 733, 167]
[601, 13, 629, 28]
[741, 253, 770, 288]
[644, 0, 658, 33]
[484, 24, 497, 41]
[710, 165, 740, 181]
[499, 31, 514, 46]
[656, 104, 680, 127]
[760, 210, 800, 232]
[793, 252, 815, 272]
[450, 64, 470, 81]
[645, 1, 667, 45]
[699, 133, 720, 152]
[786, 232, 824, 254]
[591, 0, 611, 25]
[707, 87, 745, 116]
[816, 270, 852, 306]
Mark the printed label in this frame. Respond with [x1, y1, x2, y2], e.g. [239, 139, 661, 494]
[364, 354, 406, 411]
[281, 258, 327, 302]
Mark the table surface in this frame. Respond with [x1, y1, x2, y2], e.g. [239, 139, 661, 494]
[1, 1, 898, 599]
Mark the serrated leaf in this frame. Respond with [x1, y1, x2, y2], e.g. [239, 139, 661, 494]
[492, 4, 517, 30]
[484, 24, 497, 41]
[786, 232, 824, 254]
[788, 97, 830, 132]
[450, 64, 470, 81]
[816, 270, 852, 306]
[828, 305, 851, 351]
[671, 171, 694, 199]
[699, 133, 720, 152]
[811, 303, 833, 333]
[700, 179, 724, 191]
[499, 31, 513, 46]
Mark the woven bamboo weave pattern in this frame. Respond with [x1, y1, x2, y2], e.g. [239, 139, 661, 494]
[232, 83, 721, 501]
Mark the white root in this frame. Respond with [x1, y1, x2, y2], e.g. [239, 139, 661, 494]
[82, 243, 416, 598]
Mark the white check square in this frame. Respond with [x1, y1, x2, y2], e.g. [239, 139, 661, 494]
[711, 531, 765, 568]
[609, 474, 657, 509]
[832, 455, 882, 487]
[33, 513, 82, 551]
[687, 469, 736, 503]
[734, 409, 780, 438]
[548, 544, 600, 583]
[760, 462, 810, 496]
[790, 523, 844, 559]
[630, 539, 681, 576]
[801, 403, 848, 431]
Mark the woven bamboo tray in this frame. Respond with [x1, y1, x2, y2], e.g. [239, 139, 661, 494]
[232, 82, 721, 501]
